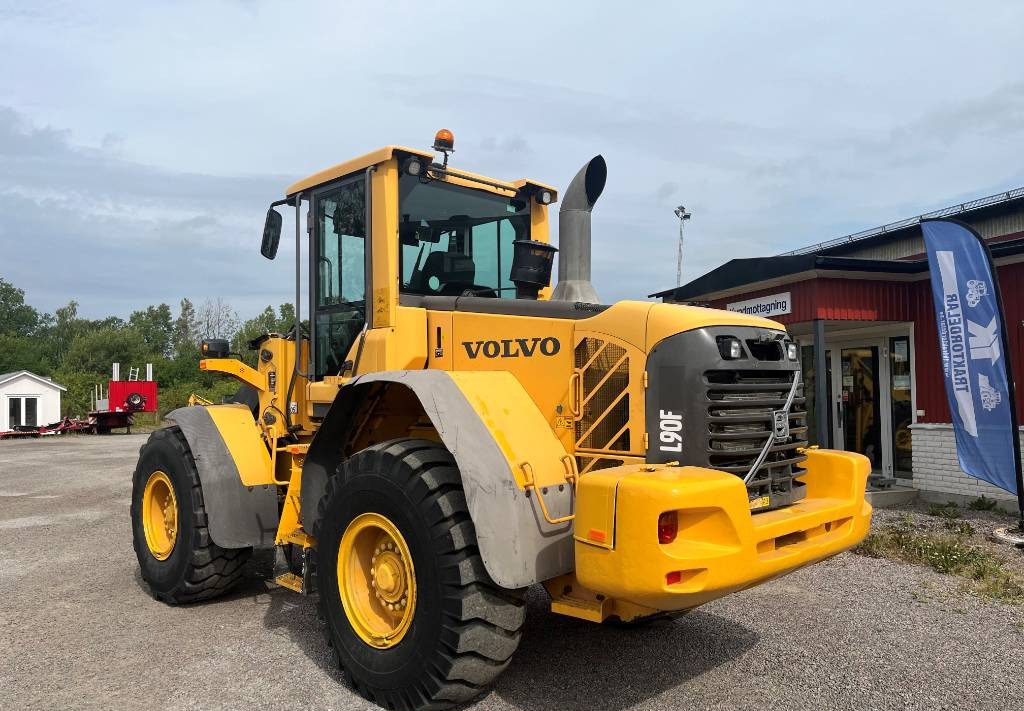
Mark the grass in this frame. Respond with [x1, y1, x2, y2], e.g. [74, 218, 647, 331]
[855, 524, 1024, 604]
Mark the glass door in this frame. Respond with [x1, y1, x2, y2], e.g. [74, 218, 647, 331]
[7, 396, 38, 428]
[830, 340, 890, 475]
[824, 333, 912, 479]
[311, 176, 368, 380]
[838, 346, 882, 471]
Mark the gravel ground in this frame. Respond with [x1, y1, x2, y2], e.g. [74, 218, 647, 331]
[2, 434, 1023, 711]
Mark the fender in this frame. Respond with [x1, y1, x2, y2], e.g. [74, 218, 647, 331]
[302, 370, 575, 588]
[166, 404, 278, 549]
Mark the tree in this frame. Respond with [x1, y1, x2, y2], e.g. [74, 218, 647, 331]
[197, 298, 239, 341]
[129, 304, 173, 357]
[278, 302, 295, 331]
[60, 326, 151, 378]
[0, 333, 49, 373]
[49, 301, 84, 368]
[172, 298, 198, 357]
[230, 304, 298, 365]
[0, 278, 40, 336]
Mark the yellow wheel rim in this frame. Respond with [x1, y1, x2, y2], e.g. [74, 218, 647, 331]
[142, 470, 178, 561]
[338, 512, 417, 648]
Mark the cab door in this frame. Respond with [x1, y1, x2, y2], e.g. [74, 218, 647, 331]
[310, 175, 368, 381]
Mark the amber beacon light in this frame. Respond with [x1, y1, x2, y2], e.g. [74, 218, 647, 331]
[432, 128, 455, 152]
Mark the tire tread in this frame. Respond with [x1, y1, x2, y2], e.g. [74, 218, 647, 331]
[314, 438, 525, 710]
[130, 426, 251, 603]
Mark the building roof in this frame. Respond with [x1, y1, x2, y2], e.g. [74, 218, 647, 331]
[652, 185, 1024, 301]
[0, 370, 67, 391]
[780, 186, 1024, 257]
[651, 236, 1024, 302]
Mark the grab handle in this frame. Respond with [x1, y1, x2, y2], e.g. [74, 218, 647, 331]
[567, 372, 582, 418]
[519, 461, 575, 525]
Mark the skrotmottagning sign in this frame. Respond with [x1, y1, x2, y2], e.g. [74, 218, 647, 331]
[726, 292, 792, 318]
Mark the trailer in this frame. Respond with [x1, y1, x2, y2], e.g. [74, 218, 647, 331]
[90, 362, 158, 434]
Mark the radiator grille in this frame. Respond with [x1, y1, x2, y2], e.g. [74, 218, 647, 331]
[705, 369, 808, 510]
[575, 338, 631, 452]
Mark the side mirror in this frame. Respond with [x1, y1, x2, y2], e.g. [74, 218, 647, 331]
[261, 208, 282, 260]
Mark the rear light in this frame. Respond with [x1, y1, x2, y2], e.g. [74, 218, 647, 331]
[658, 511, 678, 544]
[666, 570, 682, 585]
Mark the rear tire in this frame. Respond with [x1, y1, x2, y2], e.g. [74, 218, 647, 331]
[130, 426, 252, 603]
[315, 438, 526, 711]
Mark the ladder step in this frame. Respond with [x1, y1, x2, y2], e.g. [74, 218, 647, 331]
[274, 572, 304, 593]
[550, 593, 611, 623]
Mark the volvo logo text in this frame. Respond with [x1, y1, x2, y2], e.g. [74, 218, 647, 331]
[462, 337, 561, 359]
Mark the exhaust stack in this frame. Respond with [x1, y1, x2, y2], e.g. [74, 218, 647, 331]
[552, 155, 606, 303]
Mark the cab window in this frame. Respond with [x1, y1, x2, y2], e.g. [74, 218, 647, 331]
[398, 174, 528, 298]
[313, 177, 366, 379]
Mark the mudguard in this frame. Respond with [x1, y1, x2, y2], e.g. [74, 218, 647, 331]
[165, 405, 278, 549]
[302, 370, 575, 589]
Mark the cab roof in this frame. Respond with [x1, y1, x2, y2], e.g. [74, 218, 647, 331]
[285, 145, 557, 198]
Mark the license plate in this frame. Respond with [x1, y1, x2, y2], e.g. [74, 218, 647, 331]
[749, 495, 771, 510]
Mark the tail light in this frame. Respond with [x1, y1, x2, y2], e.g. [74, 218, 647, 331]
[658, 511, 678, 544]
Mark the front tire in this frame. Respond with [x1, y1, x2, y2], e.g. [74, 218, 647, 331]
[315, 439, 525, 711]
[130, 426, 251, 603]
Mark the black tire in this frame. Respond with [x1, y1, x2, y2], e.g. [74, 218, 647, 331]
[315, 438, 526, 711]
[130, 426, 252, 603]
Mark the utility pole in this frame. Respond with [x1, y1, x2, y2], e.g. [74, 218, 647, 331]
[674, 205, 691, 287]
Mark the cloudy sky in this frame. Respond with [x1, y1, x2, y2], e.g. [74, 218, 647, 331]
[3, 1, 1024, 319]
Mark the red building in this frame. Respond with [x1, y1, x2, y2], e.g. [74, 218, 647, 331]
[652, 188, 1024, 509]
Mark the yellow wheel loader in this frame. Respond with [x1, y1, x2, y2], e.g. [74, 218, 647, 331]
[130, 130, 871, 710]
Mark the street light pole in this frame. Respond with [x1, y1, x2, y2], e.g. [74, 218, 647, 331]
[674, 205, 691, 287]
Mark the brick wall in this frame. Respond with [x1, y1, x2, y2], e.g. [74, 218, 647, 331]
[910, 424, 1021, 505]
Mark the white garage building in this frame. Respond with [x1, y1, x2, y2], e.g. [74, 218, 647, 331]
[0, 371, 66, 432]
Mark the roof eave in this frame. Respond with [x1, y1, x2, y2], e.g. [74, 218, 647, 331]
[0, 370, 67, 391]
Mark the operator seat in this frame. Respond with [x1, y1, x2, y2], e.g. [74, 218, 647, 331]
[410, 251, 478, 295]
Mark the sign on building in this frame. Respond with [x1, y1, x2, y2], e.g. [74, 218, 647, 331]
[726, 291, 792, 318]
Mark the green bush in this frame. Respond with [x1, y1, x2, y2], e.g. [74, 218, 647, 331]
[926, 501, 961, 519]
[968, 495, 999, 512]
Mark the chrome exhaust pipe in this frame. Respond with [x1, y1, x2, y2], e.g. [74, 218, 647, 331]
[551, 155, 606, 303]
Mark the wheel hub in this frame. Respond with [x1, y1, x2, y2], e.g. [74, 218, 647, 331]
[338, 513, 417, 648]
[141, 470, 178, 561]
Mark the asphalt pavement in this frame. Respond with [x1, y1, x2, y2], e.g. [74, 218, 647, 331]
[2, 434, 1022, 710]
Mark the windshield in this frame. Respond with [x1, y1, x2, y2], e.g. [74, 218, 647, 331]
[398, 174, 531, 298]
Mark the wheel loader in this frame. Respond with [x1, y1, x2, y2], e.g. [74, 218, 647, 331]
[130, 129, 872, 710]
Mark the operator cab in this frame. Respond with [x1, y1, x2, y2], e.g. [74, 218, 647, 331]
[259, 130, 560, 381]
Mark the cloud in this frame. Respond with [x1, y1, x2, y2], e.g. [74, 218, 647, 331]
[3, 0, 1024, 309]
[0, 107, 294, 318]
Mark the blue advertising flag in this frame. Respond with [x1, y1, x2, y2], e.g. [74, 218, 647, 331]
[921, 219, 1022, 497]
